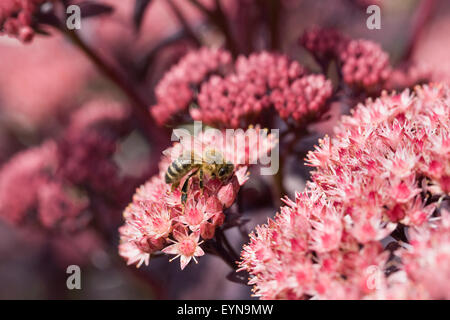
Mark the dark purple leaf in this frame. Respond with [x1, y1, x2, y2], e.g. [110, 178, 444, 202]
[34, 27, 52, 36]
[226, 270, 250, 285]
[78, 1, 114, 19]
[134, 0, 153, 31]
[35, 11, 61, 28]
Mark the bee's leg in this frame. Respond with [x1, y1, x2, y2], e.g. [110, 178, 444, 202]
[171, 181, 180, 191]
[181, 178, 190, 205]
[181, 170, 197, 205]
[198, 169, 204, 191]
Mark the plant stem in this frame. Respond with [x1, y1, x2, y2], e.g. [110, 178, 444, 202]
[216, 228, 240, 262]
[63, 28, 167, 146]
[273, 125, 309, 204]
[203, 228, 241, 271]
[400, 0, 437, 64]
[205, 239, 238, 270]
[273, 155, 286, 207]
[213, 0, 239, 56]
[267, 0, 281, 51]
[166, 0, 202, 46]
[187, 0, 239, 57]
[136, 28, 191, 80]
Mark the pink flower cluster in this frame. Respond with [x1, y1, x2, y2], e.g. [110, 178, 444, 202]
[240, 83, 450, 299]
[193, 52, 311, 128]
[150, 47, 233, 125]
[153, 48, 333, 128]
[338, 39, 392, 91]
[240, 189, 393, 299]
[0, 140, 88, 229]
[202, 52, 330, 128]
[300, 28, 430, 93]
[119, 127, 277, 269]
[395, 209, 450, 299]
[58, 100, 129, 193]
[0, 100, 129, 230]
[386, 62, 432, 91]
[0, 0, 50, 42]
[317, 84, 450, 202]
[300, 27, 348, 60]
[0, 141, 57, 225]
[271, 74, 333, 123]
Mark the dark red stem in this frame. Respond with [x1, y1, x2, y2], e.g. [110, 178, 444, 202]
[187, 0, 239, 57]
[400, 0, 437, 64]
[63, 28, 168, 149]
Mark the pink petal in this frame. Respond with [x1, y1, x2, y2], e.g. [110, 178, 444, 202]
[180, 255, 192, 270]
[162, 244, 178, 255]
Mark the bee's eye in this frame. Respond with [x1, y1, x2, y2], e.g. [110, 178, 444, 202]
[218, 167, 227, 176]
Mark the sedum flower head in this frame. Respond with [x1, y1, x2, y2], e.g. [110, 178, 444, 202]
[0, 140, 88, 229]
[153, 48, 333, 128]
[119, 126, 277, 269]
[0, 140, 58, 224]
[271, 74, 333, 124]
[240, 187, 391, 299]
[193, 52, 307, 128]
[150, 47, 232, 125]
[395, 209, 450, 299]
[300, 27, 348, 59]
[338, 39, 392, 92]
[58, 100, 129, 193]
[385, 62, 432, 91]
[0, 100, 130, 231]
[240, 83, 450, 299]
[0, 0, 52, 42]
[192, 51, 333, 128]
[300, 27, 429, 94]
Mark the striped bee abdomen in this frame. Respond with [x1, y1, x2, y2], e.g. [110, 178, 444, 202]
[165, 157, 195, 184]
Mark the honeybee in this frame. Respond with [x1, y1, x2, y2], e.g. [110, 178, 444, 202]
[165, 148, 235, 204]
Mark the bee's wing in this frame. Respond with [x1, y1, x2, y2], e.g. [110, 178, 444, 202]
[179, 134, 224, 164]
[189, 135, 215, 164]
[203, 147, 225, 164]
[192, 151, 204, 165]
[179, 149, 202, 165]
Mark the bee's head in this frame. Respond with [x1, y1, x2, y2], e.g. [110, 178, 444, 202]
[216, 163, 234, 181]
